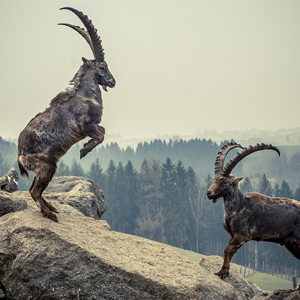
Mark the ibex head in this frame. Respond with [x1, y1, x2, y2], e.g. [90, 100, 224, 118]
[58, 7, 115, 91]
[206, 143, 280, 203]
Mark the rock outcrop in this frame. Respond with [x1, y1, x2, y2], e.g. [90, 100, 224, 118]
[0, 209, 259, 300]
[43, 176, 106, 219]
[0, 175, 263, 299]
[0, 168, 27, 217]
[0, 190, 28, 217]
[200, 256, 261, 300]
[0, 176, 106, 220]
[0, 168, 19, 193]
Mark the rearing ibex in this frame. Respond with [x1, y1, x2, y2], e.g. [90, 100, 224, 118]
[207, 143, 300, 279]
[17, 7, 115, 222]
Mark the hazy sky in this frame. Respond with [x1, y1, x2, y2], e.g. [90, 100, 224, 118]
[1, 1, 300, 140]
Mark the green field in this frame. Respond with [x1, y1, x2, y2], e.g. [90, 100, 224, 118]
[168, 245, 296, 291]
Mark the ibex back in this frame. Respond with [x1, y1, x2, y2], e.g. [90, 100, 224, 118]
[17, 7, 115, 222]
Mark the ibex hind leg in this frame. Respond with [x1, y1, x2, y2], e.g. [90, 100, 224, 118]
[30, 165, 58, 222]
[97, 125, 105, 135]
[30, 175, 58, 214]
[43, 198, 59, 213]
[80, 124, 105, 159]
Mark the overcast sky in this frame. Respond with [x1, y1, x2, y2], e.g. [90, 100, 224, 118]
[1, 1, 300, 140]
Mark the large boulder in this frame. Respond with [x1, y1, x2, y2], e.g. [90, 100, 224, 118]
[200, 255, 261, 300]
[0, 176, 106, 220]
[252, 289, 300, 300]
[0, 209, 261, 300]
[0, 192, 28, 217]
[44, 176, 106, 219]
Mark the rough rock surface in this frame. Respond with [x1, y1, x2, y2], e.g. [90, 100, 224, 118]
[0, 168, 19, 193]
[0, 209, 261, 300]
[0, 191, 28, 217]
[0, 176, 106, 220]
[200, 255, 261, 300]
[252, 289, 300, 300]
[43, 176, 106, 219]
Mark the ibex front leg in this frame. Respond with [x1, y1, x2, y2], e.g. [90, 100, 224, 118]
[80, 124, 105, 159]
[216, 234, 246, 279]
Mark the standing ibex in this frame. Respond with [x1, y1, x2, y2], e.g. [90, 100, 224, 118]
[17, 7, 115, 222]
[207, 142, 300, 279]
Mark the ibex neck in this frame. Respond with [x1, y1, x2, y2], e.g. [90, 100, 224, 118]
[79, 78, 101, 101]
[70, 66, 102, 102]
[223, 188, 244, 212]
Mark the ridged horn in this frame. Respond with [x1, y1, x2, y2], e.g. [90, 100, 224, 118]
[59, 7, 105, 62]
[222, 143, 280, 177]
[214, 142, 243, 175]
[57, 23, 95, 57]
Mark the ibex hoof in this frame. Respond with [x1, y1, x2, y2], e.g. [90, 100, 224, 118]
[218, 272, 229, 280]
[50, 206, 59, 214]
[80, 148, 88, 159]
[45, 201, 58, 213]
[43, 212, 58, 222]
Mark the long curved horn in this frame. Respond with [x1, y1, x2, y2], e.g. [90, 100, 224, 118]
[58, 23, 95, 57]
[214, 142, 243, 175]
[222, 143, 280, 177]
[59, 7, 105, 62]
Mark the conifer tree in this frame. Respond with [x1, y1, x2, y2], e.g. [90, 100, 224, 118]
[280, 180, 293, 198]
[126, 160, 139, 221]
[258, 174, 273, 196]
[294, 184, 300, 201]
[87, 158, 105, 187]
[102, 160, 118, 229]
[273, 183, 281, 197]
[135, 159, 165, 242]
[118, 160, 139, 234]
[240, 177, 253, 193]
[56, 161, 71, 176]
[70, 159, 86, 177]
[161, 158, 190, 248]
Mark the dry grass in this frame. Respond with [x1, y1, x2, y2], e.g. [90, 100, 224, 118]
[167, 245, 295, 291]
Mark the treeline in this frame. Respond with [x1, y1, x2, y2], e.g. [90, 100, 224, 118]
[2, 136, 300, 189]
[1, 136, 300, 274]
[59, 138, 222, 179]
[40, 138, 300, 190]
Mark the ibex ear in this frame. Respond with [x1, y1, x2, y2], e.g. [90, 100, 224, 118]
[82, 57, 91, 66]
[230, 176, 243, 187]
[235, 177, 243, 183]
